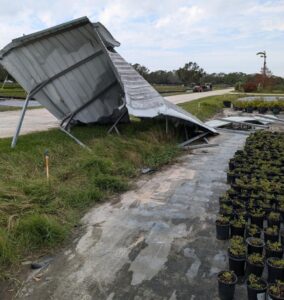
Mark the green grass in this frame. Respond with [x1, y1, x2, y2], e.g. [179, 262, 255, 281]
[0, 120, 180, 277]
[179, 94, 241, 121]
[152, 84, 189, 95]
[0, 92, 243, 279]
[0, 86, 26, 99]
[0, 106, 21, 112]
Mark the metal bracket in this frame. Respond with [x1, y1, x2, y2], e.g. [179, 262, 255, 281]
[61, 79, 118, 129]
[107, 107, 128, 135]
[59, 127, 91, 151]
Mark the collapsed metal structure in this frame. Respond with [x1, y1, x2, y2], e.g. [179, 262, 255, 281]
[0, 17, 216, 147]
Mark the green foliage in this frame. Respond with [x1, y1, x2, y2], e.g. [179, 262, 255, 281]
[176, 62, 205, 84]
[266, 241, 282, 251]
[216, 215, 230, 225]
[230, 216, 246, 228]
[246, 224, 260, 236]
[268, 258, 284, 268]
[15, 214, 67, 250]
[265, 226, 279, 236]
[247, 274, 266, 289]
[268, 211, 280, 221]
[249, 238, 264, 246]
[0, 229, 15, 267]
[218, 271, 236, 283]
[247, 253, 264, 266]
[234, 98, 284, 111]
[269, 280, 284, 297]
[229, 236, 246, 257]
[250, 208, 265, 218]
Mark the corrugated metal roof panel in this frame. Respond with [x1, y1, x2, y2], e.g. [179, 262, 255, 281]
[0, 17, 216, 135]
[108, 51, 216, 133]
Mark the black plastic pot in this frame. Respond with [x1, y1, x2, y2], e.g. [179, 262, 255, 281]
[231, 224, 245, 237]
[250, 215, 264, 228]
[247, 279, 267, 300]
[272, 107, 280, 115]
[267, 258, 284, 283]
[265, 246, 283, 259]
[264, 232, 279, 243]
[228, 253, 246, 277]
[268, 219, 281, 228]
[223, 100, 231, 108]
[258, 107, 268, 114]
[246, 237, 265, 255]
[218, 271, 238, 300]
[216, 222, 230, 240]
[246, 260, 264, 277]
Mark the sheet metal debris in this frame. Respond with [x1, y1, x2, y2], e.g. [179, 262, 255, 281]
[0, 17, 216, 147]
[205, 115, 278, 129]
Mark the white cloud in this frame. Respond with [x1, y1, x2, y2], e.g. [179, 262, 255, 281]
[0, 0, 283, 76]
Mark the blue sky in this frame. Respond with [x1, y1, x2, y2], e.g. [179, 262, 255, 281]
[0, 0, 283, 76]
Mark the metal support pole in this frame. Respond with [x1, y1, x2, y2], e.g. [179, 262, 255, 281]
[107, 108, 127, 134]
[11, 93, 30, 148]
[1, 74, 8, 90]
[59, 127, 91, 151]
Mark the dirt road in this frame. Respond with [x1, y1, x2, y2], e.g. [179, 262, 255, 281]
[0, 89, 233, 139]
[0, 109, 58, 139]
[16, 132, 247, 300]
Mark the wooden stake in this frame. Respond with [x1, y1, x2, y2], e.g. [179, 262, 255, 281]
[44, 150, 49, 180]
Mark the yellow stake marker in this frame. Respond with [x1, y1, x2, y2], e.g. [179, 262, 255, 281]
[44, 149, 49, 180]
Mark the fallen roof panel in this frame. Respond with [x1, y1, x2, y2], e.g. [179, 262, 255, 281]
[0, 16, 216, 144]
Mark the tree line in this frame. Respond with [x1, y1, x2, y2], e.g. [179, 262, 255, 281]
[132, 62, 282, 87]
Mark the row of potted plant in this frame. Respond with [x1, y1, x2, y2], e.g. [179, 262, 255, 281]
[227, 235, 284, 280]
[216, 131, 284, 299]
[233, 99, 284, 114]
[218, 272, 284, 300]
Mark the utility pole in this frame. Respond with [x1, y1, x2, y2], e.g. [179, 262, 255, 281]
[256, 51, 267, 87]
[256, 51, 267, 77]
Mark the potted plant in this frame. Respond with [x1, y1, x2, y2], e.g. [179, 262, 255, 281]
[216, 215, 230, 240]
[217, 270, 237, 300]
[250, 208, 265, 228]
[246, 274, 267, 300]
[281, 230, 284, 247]
[220, 204, 234, 218]
[271, 101, 281, 115]
[223, 100, 232, 108]
[264, 226, 279, 243]
[245, 224, 261, 239]
[267, 258, 284, 283]
[268, 212, 281, 228]
[278, 203, 284, 222]
[228, 236, 246, 277]
[230, 216, 246, 237]
[268, 280, 284, 299]
[246, 253, 265, 277]
[246, 237, 265, 255]
[265, 241, 283, 259]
